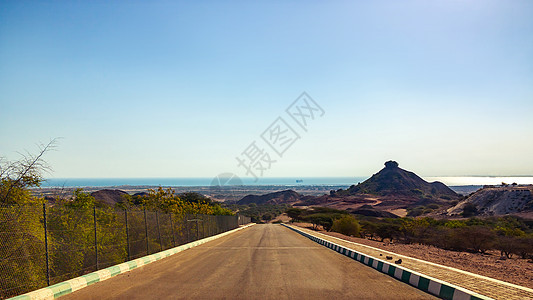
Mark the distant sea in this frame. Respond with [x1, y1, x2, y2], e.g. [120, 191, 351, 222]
[41, 176, 533, 188]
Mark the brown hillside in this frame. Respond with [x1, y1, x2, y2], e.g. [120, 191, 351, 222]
[447, 185, 533, 216]
[90, 189, 129, 206]
[237, 190, 301, 205]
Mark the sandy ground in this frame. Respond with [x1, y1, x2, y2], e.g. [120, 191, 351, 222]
[388, 208, 408, 217]
[294, 223, 533, 289]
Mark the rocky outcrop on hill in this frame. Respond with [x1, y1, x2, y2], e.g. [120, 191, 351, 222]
[237, 190, 301, 205]
[337, 161, 459, 203]
[447, 185, 533, 216]
[90, 189, 129, 206]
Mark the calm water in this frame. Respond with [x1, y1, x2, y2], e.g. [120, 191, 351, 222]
[425, 176, 533, 186]
[41, 176, 533, 188]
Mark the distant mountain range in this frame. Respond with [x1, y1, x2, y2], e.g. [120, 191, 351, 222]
[236, 161, 533, 218]
[86, 161, 533, 218]
[236, 161, 459, 214]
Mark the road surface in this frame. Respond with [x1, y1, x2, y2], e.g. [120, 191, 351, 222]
[63, 224, 436, 299]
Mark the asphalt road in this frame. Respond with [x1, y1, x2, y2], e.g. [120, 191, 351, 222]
[63, 224, 436, 299]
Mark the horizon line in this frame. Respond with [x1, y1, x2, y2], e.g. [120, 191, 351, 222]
[43, 175, 533, 179]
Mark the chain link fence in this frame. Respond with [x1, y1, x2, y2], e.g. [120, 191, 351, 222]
[0, 204, 251, 299]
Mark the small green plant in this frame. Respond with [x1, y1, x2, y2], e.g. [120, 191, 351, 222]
[411, 189, 423, 195]
[331, 215, 360, 236]
[462, 203, 478, 217]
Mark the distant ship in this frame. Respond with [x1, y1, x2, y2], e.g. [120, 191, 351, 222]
[295, 179, 304, 183]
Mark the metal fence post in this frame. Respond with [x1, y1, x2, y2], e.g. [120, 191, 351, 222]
[125, 209, 130, 261]
[202, 216, 205, 238]
[196, 215, 199, 240]
[93, 206, 98, 270]
[170, 213, 176, 247]
[144, 208, 149, 255]
[186, 216, 190, 242]
[43, 203, 50, 286]
[156, 210, 162, 252]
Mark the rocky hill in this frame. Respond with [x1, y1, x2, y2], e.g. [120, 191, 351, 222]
[337, 161, 459, 203]
[90, 189, 129, 206]
[237, 190, 301, 205]
[447, 185, 533, 217]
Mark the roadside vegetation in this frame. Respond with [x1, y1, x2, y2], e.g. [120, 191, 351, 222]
[224, 203, 290, 223]
[120, 188, 234, 216]
[406, 203, 443, 217]
[287, 207, 533, 260]
[287, 207, 351, 231]
[0, 142, 235, 297]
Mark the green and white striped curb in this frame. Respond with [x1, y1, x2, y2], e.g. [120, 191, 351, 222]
[9, 223, 255, 300]
[282, 224, 492, 300]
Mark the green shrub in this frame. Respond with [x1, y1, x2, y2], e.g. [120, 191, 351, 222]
[411, 189, 423, 195]
[462, 203, 478, 217]
[407, 208, 423, 217]
[423, 208, 433, 214]
[303, 213, 334, 231]
[514, 236, 533, 259]
[455, 225, 496, 253]
[331, 215, 360, 237]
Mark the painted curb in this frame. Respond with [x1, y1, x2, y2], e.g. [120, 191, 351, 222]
[309, 228, 533, 294]
[9, 223, 255, 300]
[282, 224, 493, 300]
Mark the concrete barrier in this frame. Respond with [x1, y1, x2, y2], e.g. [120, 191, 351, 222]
[10, 223, 255, 300]
[282, 224, 492, 300]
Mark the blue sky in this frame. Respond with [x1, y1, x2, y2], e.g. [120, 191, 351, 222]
[1, 0, 532, 179]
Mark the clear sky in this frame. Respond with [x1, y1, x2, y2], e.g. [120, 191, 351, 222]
[1, 0, 532, 179]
